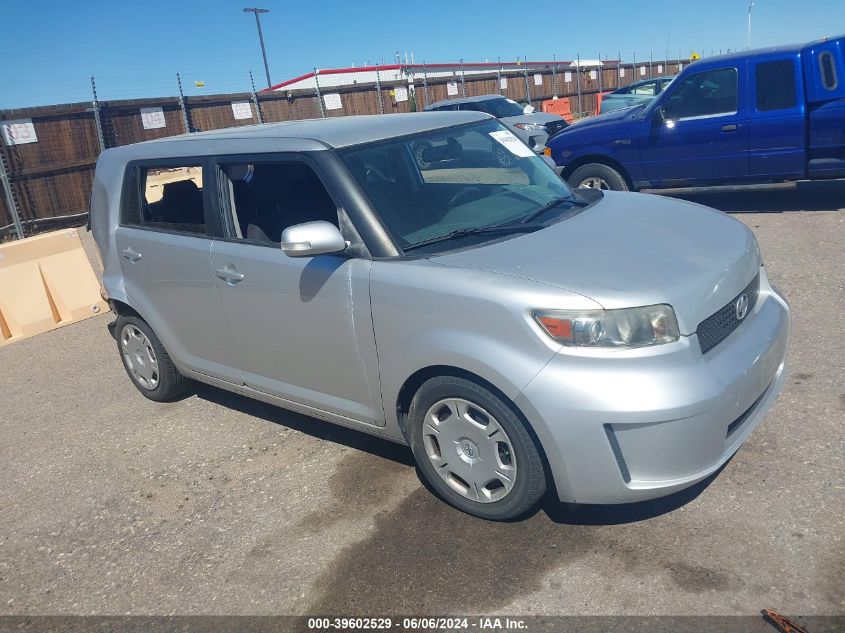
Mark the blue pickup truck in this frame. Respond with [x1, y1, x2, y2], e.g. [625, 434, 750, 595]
[546, 36, 845, 191]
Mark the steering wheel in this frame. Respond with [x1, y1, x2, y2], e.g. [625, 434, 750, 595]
[448, 186, 483, 209]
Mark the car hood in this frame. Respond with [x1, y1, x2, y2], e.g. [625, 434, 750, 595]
[429, 192, 761, 334]
[551, 104, 644, 137]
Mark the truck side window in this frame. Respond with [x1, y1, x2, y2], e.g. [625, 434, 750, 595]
[819, 52, 839, 91]
[755, 60, 797, 111]
[124, 165, 207, 236]
[663, 68, 738, 119]
[220, 162, 339, 244]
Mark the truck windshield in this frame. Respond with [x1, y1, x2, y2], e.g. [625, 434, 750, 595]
[338, 120, 580, 254]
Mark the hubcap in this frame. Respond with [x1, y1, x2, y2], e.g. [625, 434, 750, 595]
[120, 325, 159, 390]
[421, 398, 517, 503]
[579, 176, 610, 190]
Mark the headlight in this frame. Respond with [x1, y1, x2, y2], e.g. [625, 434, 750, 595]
[512, 123, 547, 132]
[532, 305, 680, 348]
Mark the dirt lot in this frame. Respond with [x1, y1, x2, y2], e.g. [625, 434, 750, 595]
[0, 181, 843, 617]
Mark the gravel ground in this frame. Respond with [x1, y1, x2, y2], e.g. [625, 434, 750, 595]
[0, 181, 843, 617]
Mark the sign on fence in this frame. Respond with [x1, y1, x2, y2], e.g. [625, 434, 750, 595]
[564, 72, 572, 82]
[393, 87, 408, 102]
[533, 74, 542, 86]
[640, 66, 647, 76]
[140, 107, 166, 130]
[447, 81, 459, 96]
[1, 119, 38, 145]
[323, 93, 343, 110]
[231, 101, 253, 120]
[499, 77, 507, 89]
[658, 64, 664, 73]
[619, 67, 626, 78]
[590, 70, 597, 80]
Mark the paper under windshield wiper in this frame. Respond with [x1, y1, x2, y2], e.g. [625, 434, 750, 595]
[520, 195, 589, 224]
[402, 223, 544, 252]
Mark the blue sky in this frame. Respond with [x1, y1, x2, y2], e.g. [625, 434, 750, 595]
[1, 0, 842, 108]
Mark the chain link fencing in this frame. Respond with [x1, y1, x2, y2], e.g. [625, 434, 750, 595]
[0, 52, 701, 240]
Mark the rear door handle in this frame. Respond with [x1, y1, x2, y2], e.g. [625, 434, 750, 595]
[215, 264, 245, 284]
[721, 124, 738, 132]
[120, 246, 142, 263]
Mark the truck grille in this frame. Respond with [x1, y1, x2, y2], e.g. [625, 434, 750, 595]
[697, 273, 760, 354]
[545, 120, 568, 136]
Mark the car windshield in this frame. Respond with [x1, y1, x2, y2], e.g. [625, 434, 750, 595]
[473, 97, 526, 118]
[338, 119, 579, 254]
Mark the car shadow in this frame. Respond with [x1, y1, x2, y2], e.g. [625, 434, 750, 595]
[647, 178, 845, 213]
[191, 382, 415, 467]
[191, 381, 721, 526]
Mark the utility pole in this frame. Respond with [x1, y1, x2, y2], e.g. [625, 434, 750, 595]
[243, 7, 272, 89]
[747, 1, 755, 49]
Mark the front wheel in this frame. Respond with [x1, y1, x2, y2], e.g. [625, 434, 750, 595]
[567, 163, 629, 191]
[408, 376, 546, 520]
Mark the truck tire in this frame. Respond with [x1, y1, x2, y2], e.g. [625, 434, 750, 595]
[408, 376, 546, 521]
[568, 163, 629, 191]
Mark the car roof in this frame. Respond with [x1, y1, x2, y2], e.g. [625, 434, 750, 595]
[101, 111, 492, 160]
[425, 94, 509, 109]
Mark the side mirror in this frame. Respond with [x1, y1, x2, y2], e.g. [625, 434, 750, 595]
[541, 155, 557, 170]
[281, 221, 347, 257]
[652, 106, 666, 126]
[523, 104, 535, 114]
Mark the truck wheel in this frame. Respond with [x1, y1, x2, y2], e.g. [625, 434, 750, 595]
[115, 315, 191, 402]
[568, 163, 629, 191]
[408, 376, 546, 521]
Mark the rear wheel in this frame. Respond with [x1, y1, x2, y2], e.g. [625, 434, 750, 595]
[568, 163, 629, 191]
[408, 376, 546, 520]
[116, 315, 190, 402]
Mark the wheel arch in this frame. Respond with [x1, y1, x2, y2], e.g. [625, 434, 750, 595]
[562, 154, 635, 190]
[395, 364, 558, 497]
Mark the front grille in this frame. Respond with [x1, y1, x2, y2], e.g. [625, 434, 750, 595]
[545, 120, 568, 136]
[697, 273, 760, 354]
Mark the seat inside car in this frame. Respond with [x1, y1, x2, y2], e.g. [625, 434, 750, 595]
[244, 164, 338, 244]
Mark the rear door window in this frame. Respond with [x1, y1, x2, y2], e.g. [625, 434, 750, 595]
[123, 164, 209, 236]
[755, 60, 797, 111]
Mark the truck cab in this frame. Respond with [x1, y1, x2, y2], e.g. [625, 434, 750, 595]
[547, 36, 845, 190]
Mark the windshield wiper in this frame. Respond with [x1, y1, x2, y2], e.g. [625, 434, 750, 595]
[403, 223, 544, 252]
[520, 195, 589, 224]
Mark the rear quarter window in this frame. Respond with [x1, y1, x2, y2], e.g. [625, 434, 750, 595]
[819, 51, 839, 91]
[755, 60, 797, 111]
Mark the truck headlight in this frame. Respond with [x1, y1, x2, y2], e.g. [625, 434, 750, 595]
[532, 305, 680, 348]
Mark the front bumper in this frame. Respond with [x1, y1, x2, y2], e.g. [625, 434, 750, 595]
[515, 267, 791, 504]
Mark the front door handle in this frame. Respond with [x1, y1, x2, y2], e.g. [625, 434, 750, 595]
[215, 264, 245, 285]
[121, 246, 142, 263]
[721, 124, 738, 132]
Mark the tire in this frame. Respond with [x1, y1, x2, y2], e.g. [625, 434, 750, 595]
[412, 140, 434, 169]
[115, 315, 191, 402]
[567, 162, 629, 191]
[492, 144, 515, 168]
[408, 376, 546, 521]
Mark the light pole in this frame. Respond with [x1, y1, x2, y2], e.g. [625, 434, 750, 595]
[747, 1, 755, 50]
[243, 7, 272, 90]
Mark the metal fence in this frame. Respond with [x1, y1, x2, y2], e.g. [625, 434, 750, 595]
[0, 53, 694, 240]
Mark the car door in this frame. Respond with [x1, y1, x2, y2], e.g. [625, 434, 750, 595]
[638, 65, 750, 186]
[114, 159, 239, 382]
[207, 154, 384, 426]
[749, 57, 805, 178]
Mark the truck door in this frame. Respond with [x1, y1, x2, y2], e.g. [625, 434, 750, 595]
[639, 65, 749, 186]
[749, 57, 805, 179]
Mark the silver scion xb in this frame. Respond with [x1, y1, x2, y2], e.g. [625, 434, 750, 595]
[90, 111, 790, 521]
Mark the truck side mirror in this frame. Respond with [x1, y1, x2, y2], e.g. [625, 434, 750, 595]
[653, 106, 666, 126]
